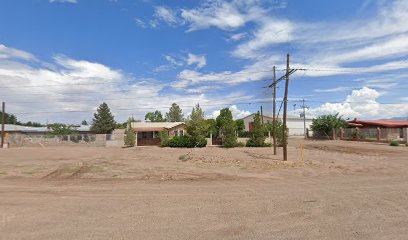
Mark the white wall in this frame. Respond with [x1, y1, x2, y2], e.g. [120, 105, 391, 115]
[242, 114, 312, 136]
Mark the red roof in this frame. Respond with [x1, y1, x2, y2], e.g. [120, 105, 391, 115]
[348, 119, 408, 128]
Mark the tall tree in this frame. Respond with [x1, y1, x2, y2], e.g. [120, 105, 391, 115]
[234, 119, 245, 134]
[166, 103, 184, 122]
[186, 104, 208, 144]
[145, 110, 165, 122]
[311, 113, 346, 136]
[216, 108, 237, 148]
[0, 111, 18, 124]
[81, 120, 88, 125]
[91, 102, 116, 134]
[249, 111, 266, 146]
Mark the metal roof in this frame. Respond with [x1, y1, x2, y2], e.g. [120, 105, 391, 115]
[348, 119, 408, 128]
[130, 122, 185, 131]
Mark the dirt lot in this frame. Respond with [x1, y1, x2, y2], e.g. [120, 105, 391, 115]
[1, 139, 408, 240]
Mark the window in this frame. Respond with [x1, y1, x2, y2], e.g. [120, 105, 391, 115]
[179, 130, 184, 136]
[174, 130, 178, 137]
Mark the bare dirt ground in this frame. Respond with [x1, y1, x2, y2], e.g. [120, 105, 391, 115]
[1, 139, 408, 240]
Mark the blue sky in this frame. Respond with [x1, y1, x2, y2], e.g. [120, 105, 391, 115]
[0, 0, 407, 123]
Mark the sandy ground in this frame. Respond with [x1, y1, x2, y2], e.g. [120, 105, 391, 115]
[0, 139, 408, 239]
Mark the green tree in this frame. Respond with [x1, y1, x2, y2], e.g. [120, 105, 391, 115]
[186, 104, 208, 146]
[91, 102, 116, 134]
[0, 111, 18, 124]
[265, 119, 286, 146]
[166, 103, 184, 122]
[145, 110, 165, 122]
[247, 112, 266, 147]
[205, 119, 217, 138]
[48, 123, 78, 135]
[216, 108, 237, 148]
[234, 119, 245, 134]
[81, 120, 88, 125]
[311, 113, 346, 136]
[124, 129, 136, 147]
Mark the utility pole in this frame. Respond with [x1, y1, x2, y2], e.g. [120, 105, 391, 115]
[272, 66, 277, 155]
[282, 54, 290, 161]
[260, 105, 264, 125]
[1, 102, 5, 149]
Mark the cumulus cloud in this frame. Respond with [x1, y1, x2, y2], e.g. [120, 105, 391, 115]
[307, 87, 408, 119]
[0, 44, 249, 123]
[0, 44, 36, 61]
[211, 105, 251, 119]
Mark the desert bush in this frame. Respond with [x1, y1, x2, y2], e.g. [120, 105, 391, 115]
[390, 140, 399, 147]
[159, 131, 170, 147]
[236, 142, 246, 147]
[246, 139, 271, 147]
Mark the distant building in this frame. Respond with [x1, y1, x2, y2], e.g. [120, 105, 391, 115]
[130, 122, 186, 146]
[240, 113, 313, 136]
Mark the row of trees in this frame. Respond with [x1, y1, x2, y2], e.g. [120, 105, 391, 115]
[144, 103, 184, 122]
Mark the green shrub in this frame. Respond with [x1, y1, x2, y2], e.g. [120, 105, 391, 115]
[159, 131, 170, 147]
[246, 139, 271, 147]
[236, 142, 246, 148]
[124, 130, 136, 147]
[390, 140, 399, 147]
[406, 143, 408, 147]
[168, 136, 207, 148]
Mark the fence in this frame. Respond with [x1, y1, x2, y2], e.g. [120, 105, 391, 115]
[309, 127, 407, 143]
[4, 133, 108, 147]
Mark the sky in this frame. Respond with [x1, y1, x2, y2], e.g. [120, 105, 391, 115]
[0, 0, 407, 124]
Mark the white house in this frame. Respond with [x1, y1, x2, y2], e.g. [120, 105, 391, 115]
[241, 113, 313, 136]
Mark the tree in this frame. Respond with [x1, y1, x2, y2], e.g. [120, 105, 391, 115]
[145, 110, 165, 122]
[91, 102, 116, 134]
[265, 119, 286, 146]
[166, 103, 184, 122]
[216, 108, 237, 148]
[247, 112, 266, 147]
[205, 119, 217, 138]
[48, 123, 78, 135]
[0, 111, 18, 124]
[124, 129, 136, 147]
[81, 120, 88, 125]
[234, 119, 245, 135]
[311, 113, 346, 136]
[186, 104, 208, 146]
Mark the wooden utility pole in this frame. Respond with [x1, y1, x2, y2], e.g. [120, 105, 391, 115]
[1, 102, 5, 149]
[260, 105, 264, 125]
[272, 66, 277, 155]
[282, 54, 290, 161]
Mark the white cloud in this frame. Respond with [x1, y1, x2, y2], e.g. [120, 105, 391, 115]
[229, 32, 247, 42]
[314, 87, 353, 93]
[307, 87, 408, 119]
[211, 105, 251, 119]
[49, 0, 77, 3]
[0, 44, 36, 61]
[165, 55, 183, 66]
[181, 0, 267, 32]
[187, 53, 206, 69]
[154, 6, 181, 26]
[0, 44, 250, 123]
[135, 18, 147, 28]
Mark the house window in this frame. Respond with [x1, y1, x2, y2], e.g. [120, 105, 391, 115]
[174, 130, 178, 137]
[179, 130, 184, 136]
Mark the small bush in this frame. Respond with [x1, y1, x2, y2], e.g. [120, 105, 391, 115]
[159, 131, 170, 147]
[406, 143, 408, 147]
[246, 139, 271, 147]
[124, 130, 136, 147]
[236, 142, 246, 148]
[168, 136, 207, 148]
[390, 140, 399, 147]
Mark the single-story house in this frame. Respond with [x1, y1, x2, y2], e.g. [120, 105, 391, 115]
[130, 122, 186, 146]
[241, 113, 313, 136]
[348, 119, 408, 140]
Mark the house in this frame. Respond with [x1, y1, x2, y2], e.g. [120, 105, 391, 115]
[130, 122, 186, 146]
[241, 113, 313, 136]
[348, 119, 408, 141]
